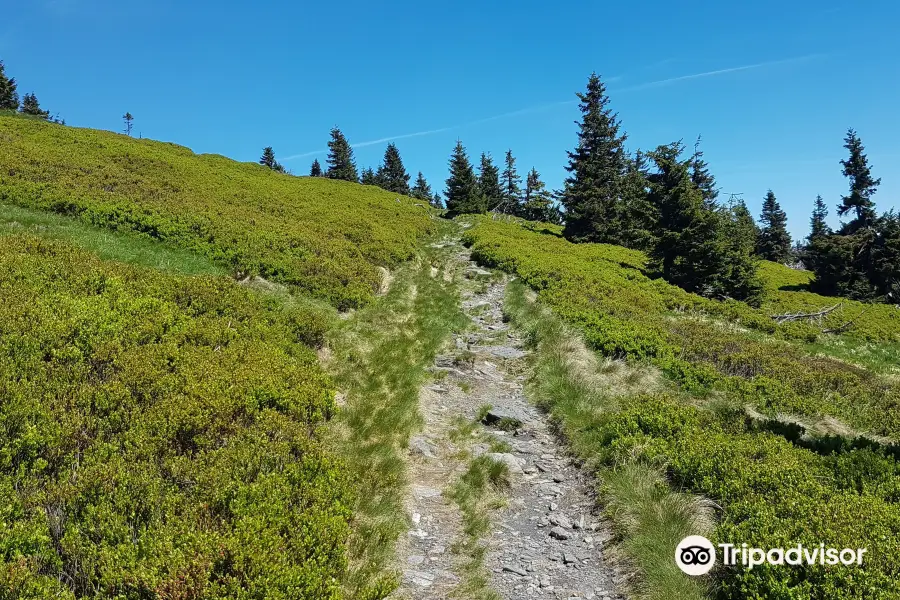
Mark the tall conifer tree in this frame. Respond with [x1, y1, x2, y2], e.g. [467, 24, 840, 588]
[478, 153, 503, 211]
[501, 150, 523, 216]
[411, 171, 433, 202]
[310, 159, 323, 177]
[619, 150, 655, 251]
[326, 127, 358, 182]
[717, 198, 764, 305]
[809, 195, 830, 240]
[838, 129, 880, 232]
[377, 143, 410, 194]
[647, 142, 726, 296]
[444, 141, 484, 215]
[561, 72, 627, 244]
[756, 190, 792, 262]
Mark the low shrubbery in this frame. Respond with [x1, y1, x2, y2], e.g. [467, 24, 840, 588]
[0, 115, 436, 309]
[0, 235, 349, 599]
[502, 280, 900, 599]
[463, 217, 900, 438]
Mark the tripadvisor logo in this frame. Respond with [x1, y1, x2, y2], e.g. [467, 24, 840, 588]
[676, 535, 716, 576]
[675, 536, 867, 576]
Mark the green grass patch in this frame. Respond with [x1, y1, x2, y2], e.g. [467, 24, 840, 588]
[447, 455, 509, 600]
[326, 226, 468, 599]
[0, 203, 223, 275]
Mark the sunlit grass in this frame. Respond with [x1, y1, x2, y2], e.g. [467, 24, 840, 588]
[0, 203, 223, 276]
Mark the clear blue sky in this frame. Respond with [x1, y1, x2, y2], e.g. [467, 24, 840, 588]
[3, 0, 898, 239]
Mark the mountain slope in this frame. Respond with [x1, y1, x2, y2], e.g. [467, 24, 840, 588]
[0, 116, 435, 309]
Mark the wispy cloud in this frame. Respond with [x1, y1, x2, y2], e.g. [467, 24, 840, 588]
[615, 54, 825, 92]
[282, 126, 455, 160]
[283, 54, 823, 160]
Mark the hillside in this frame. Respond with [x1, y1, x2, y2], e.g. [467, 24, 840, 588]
[0, 115, 435, 309]
[463, 215, 900, 597]
[2, 112, 899, 600]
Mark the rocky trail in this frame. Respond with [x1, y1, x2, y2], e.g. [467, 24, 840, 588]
[393, 239, 626, 600]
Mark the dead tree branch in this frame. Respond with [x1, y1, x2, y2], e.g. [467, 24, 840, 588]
[771, 303, 842, 324]
[824, 305, 873, 334]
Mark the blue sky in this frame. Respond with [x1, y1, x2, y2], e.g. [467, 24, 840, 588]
[2, 0, 898, 239]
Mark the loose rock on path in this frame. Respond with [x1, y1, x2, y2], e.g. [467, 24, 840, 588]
[394, 239, 626, 600]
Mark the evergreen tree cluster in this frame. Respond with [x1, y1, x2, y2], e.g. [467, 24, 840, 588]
[442, 141, 562, 223]
[804, 129, 899, 301]
[311, 128, 436, 200]
[0, 59, 62, 123]
[557, 72, 763, 303]
[259, 146, 286, 173]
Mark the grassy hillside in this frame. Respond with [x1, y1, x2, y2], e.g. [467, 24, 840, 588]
[0, 203, 225, 276]
[0, 234, 349, 599]
[463, 216, 900, 598]
[0, 116, 435, 309]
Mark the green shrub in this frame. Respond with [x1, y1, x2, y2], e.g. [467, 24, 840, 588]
[462, 217, 900, 438]
[0, 235, 350, 598]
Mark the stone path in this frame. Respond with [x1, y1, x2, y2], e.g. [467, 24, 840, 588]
[393, 240, 626, 600]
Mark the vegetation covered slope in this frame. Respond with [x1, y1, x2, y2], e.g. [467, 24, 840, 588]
[464, 218, 900, 436]
[464, 216, 900, 598]
[0, 115, 435, 309]
[0, 235, 349, 599]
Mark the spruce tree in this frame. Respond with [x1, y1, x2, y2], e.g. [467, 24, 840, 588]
[377, 143, 410, 195]
[871, 213, 900, 301]
[360, 167, 378, 186]
[260, 147, 277, 169]
[310, 159, 323, 177]
[809, 195, 830, 240]
[838, 129, 880, 233]
[717, 199, 764, 305]
[258, 147, 285, 173]
[411, 171, 433, 202]
[561, 72, 627, 244]
[810, 131, 886, 299]
[20, 93, 49, 119]
[501, 150, 523, 216]
[690, 135, 718, 207]
[123, 112, 134, 136]
[521, 168, 554, 222]
[0, 61, 18, 110]
[432, 192, 443, 209]
[478, 153, 503, 212]
[326, 127, 358, 182]
[444, 140, 484, 215]
[756, 190, 792, 262]
[619, 150, 655, 251]
[646, 142, 725, 296]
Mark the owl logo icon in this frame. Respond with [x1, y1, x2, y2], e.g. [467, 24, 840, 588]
[676, 535, 716, 576]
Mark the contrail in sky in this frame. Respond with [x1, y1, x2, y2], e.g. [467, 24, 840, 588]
[281, 126, 454, 160]
[614, 54, 825, 92]
[282, 54, 823, 161]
